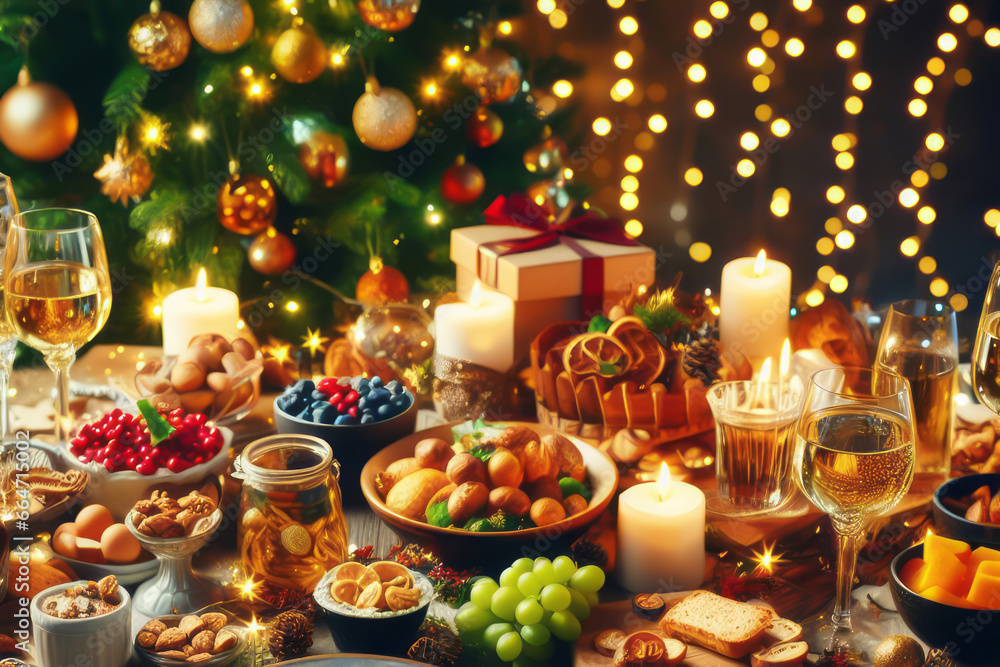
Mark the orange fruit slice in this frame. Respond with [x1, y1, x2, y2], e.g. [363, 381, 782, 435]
[607, 316, 666, 388]
[562, 333, 632, 384]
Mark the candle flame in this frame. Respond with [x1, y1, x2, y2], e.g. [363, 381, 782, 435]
[470, 280, 483, 309]
[195, 268, 207, 301]
[656, 462, 671, 501]
[758, 356, 772, 385]
[780, 338, 791, 378]
[753, 250, 767, 277]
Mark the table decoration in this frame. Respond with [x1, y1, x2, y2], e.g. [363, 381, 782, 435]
[135, 610, 246, 665]
[161, 268, 240, 357]
[0, 449, 88, 528]
[718, 250, 791, 370]
[234, 433, 350, 607]
[450, 193, 656, 360]
[617, 463, 706, 592]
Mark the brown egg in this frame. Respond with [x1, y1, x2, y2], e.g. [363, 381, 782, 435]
[75, 504, 114, 541]
[100, 523, 142, 564]
[206, 372, 232, 393]
[53, 524, 79, 559]
[171, 361, 206, 392]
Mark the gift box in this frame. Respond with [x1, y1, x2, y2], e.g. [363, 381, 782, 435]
[450, 195, 657, 360]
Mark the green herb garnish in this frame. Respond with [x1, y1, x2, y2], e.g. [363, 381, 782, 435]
[137, 399, 176, 447]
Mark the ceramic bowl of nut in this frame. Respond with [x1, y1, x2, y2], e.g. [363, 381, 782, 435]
[360, 422, 619, 569]
[135, 610, 246, 666]
[30, 577, 132, 667]
[313, 561, 434, 656]
[933, 473, 1000, 548]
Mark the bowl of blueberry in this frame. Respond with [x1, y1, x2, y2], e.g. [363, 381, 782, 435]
[273, 375, 417, 497]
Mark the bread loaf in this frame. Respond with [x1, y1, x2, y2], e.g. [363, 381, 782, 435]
[659, 590, 772, 658]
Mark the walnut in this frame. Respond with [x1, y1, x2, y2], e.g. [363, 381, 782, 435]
[212, 629, 238, 654]
[83, 581, 101, 599]
[151, 490, 181, 514]
[179, 615, 207, 639]
[199, 613, 227, 633]
[156, 650, 189, 660]
[187, 654, 213, 663]
[182, 645, 195, 656]
[139, 513, 185, 538]
[385, 585, 421, 612]
[191, 630, 215, 653]
[142, 619, 167, 636]
[154, 627, 188, 652]
[177, 507, 212, 534]
[132, 499, 160, 517]
[482, 425, 538, 453]
[179, 491, 216, 512]
[97, 575, 120, 605]
[136, 631, 158, 649]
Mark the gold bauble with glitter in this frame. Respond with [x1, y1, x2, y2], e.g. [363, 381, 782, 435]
[188, 0, 254, 53]
[217, 173, 277, 235]
[0, 68, 78, 162]
[356, 0, 421, 32]
[352, 77, 417, 152]
[461, 46, 521, 105]
[128, 2, 191, 71]
[872, 635, 925, 667]
[271, 21, 327, 84]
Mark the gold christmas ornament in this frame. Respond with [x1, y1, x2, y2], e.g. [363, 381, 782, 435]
[128, 1, 191, 72]
[217, 173, 277, 235]
[0, 68, 78, 162]
[523, 132, 568, 173]
[271, 20, 327, 84]
[356, 0, 421, 32]
[461, 46, 521, 105]
[298, 130, 349, 187]
[189, 0, 254, 53]
[356, 256, 409, 307]
[94, 137, 154, 206]
[872, 635, 925, 667]
[352, 77, 417, 152]
[248, 228, 297, 275]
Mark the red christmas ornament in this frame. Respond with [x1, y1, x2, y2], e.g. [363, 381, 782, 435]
[441, 156, 485, 205]
[217, 173, 277, 235]
[248, 228, 297, 275]
[356, 257, 409, 307]
[466, 106, 503, 148]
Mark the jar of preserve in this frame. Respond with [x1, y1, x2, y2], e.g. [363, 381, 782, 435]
[235, 434, 349, 604]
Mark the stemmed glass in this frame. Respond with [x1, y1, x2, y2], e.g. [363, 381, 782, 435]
[973, 260, 1000, 414]
[793, 367, 916, 652]
[874, 300, 958, 493]
[0, 174, 18, 441]
[3, 209, 112, 442]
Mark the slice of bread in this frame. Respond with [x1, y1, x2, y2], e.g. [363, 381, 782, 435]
[659, 590, 772, 658]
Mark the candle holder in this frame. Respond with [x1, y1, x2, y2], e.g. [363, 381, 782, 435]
[705, 380, 804, 517]
[432, 353, 513, 421]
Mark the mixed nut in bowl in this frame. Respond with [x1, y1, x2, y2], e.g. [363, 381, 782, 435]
[360, 421, 618, 569]
[30, 575, 132, 667]
[313, 560, 434, 655]
[135, 610, 246, 666]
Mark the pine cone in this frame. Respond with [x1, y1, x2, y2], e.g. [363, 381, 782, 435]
[267, 610, 314, 660]
[682, 337, 722, 386]
[572, 538, 609, 569]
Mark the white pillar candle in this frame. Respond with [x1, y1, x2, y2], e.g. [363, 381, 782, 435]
[161, 268, 240, 357]
[719, 250, 791, 369]
[617, 464, 706, 593]
[434, 281, 514, 372]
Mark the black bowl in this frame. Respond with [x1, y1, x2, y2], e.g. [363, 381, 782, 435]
[933, 474, 1000, 548]
[273, 396, 417, 504]
[890, 542, 998, 665]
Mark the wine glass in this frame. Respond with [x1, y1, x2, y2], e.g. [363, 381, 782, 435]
[0, 173, 18, 441]
[973, 259, 1000, 414]
[874, 300, 958, 493]
[793, 367, 915, 653]
[4, 209, 112, 442]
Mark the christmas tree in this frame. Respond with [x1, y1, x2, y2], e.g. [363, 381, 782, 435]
[0, 0, 581, 347]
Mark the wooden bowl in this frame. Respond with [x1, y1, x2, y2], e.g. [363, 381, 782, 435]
[361, 422, 618, 571]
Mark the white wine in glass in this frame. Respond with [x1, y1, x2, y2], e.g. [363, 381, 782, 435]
[793, 368, 915, 654]
[974, 260, 1000, 414]
[4, 209, 112, 442]
[0, 173, 18, 441]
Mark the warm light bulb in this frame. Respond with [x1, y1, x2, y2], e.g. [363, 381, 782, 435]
[836, 40, 856, 58]
[615, 51, 633, 69]
[747, 47, 767, 67]
[740, 132, 760, 150]
[847, 205, 866, 223]
[826, 186, 845, 204]
[688, 64, 707, 82]
[619, 16, 638, 35]
[695, 100, 715, 118]
[648, 114, 668, 132]
[847, 5, 865, 23]
[938, 32, 958, 52]
[785, 38, 804, 57]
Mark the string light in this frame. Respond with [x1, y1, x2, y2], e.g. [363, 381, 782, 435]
[986, 28, 1000, 47]
[950, 294, 969, 312]
[847, 5, 866, 23]
[737, 159, 755, 177]
[852, 72, 871, 90]
[553, 80, 573, 97]
[926, 133, 945, 151]
[693, 20, 713, 39]
[607, 0, 625, 7]
[805, 289, 825, 307]
[689, 242, 712, 262]
[817, 265, 837, 283]
[755, 104, 772, 121]
[955, 68, 972, 86]
[688, 64, 707, 82]
[826, 186, 845, 204]
[286, 301, 299, 312]
[612, 78, 635, 100]
[549, 10, 567, 29]
[900, 236, 920, 256]
[930, 162, 948, 179]
[844, 96, 863, 114]
[621, 175, 639, 192]
[914, 76, 933, 94]
[911, 170, 929, 187]
[918, 206, 937, 224]
[771, 118, 791, 137]
[793, 0, 811, 11]
[785, 38, 804, 57]
[615, 51, 633, 69]
[695, 100, 715, 118]
[984, 209, 1000, 227]
[619, 16, 638, 35]
[829, 275, 849, 293]
[831, 134, 852, 151]
[422, 80, 439, 100]
[624, 219, 644, 237]
[847, 205, 867, 224]
[835, 230, 855, 249]
[740, 132, 760, 150]
[825, 217, 843, 234]
[141, 115, 170, 152]
[498, 20, 513, 35]
[752, 75, 770, 92]
[709, 2, 729, 19]
[625, 155, 644, 172]
[761, 29, 780, 48]
[684, 167, 703, 186]
[593, 117, 612, 135]
[938, 33, 958, 52]
[620, 192, 639, 210]
[749, 13, 768, 31]
[836, 40, 856, 58]
[919, 257, 937, 274]
[816, 237, 835, 255]
[835, 152, 855, 170]
[908, 99, 928, 116]
[949, 4, 969, 23]
[899, 188, 919, 207]
[930, 277, 949, 297]
[747, 47, 766, 67]
[770, 196, 789, 217]
[927, 57, 946, 75]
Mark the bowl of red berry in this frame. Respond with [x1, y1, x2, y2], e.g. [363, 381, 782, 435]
[273, 375, 417, 499]
[59, 406, 232, 521]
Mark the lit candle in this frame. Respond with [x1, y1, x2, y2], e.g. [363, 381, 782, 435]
[719, 250, 791, 370]
[433, 281, 515, 372]
[617, 463, 706, 592]
[161, 268, 240, 357]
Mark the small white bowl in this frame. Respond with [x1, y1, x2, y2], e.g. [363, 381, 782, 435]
[30, 580, 132, 667]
